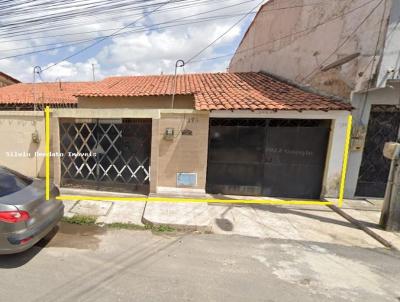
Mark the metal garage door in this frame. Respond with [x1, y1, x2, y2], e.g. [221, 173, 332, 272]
[60, 118, 152, 194]
[206, 118, 330, 199]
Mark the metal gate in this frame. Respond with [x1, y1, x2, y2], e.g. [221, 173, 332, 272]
[206, 118, 330, 199]
[60, 118, 152, 193]
[356, 105, 400, 197]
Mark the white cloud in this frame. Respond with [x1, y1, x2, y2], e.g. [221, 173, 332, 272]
[41, 58, 102, 82]
[0, 0, 262, 82]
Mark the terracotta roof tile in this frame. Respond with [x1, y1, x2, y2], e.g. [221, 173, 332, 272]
[0, 82, 93, 104]
[0, 72, 351, 111]
[80, 72, 351, 111]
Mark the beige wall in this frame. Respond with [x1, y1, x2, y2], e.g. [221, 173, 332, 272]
[0, 106, 347, 199]
[51, 107, 210, 194]
[76, 95, 209, 193]
[156, 112, 210, 192]
[229, 0, 390, 99]
[78, 95, 195, 109]
[0, 112, 46, 177]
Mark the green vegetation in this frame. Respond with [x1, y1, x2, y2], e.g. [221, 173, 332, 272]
[149, 224, 176, 233]
[61, 215, 176, 233]
[107, 222, 146, 230]
[62, 215, 97, 225]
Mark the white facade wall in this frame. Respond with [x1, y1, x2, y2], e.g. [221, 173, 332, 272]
[377, 0, 400, 86]
[229, 0, 390, 99]
[345, 81, 400, 197]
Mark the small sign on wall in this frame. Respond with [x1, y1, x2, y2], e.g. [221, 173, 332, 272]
[177, 172, 197, 187]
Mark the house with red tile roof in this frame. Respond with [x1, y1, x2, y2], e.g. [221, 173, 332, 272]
[0, 71, 352, 200]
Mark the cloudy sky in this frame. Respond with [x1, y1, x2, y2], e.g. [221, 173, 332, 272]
[0, 0, 265, 83]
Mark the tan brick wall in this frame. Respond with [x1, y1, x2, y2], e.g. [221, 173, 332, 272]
[156, 112, 209, 190]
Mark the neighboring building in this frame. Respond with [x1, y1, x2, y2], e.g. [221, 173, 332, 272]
[0, 81, 93, 110]
[0, 72, 20, 87]
[229, 0, 400, 198]
[0, 72, 351, 200]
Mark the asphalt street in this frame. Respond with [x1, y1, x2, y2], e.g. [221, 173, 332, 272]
[0, 222, 399, 302]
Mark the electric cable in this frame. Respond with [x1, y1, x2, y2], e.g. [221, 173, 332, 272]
[299, 0, 385, 83]
[188, 0, 378, 65]
[185, 0, 266, 64]
[41, 0, 172, 72]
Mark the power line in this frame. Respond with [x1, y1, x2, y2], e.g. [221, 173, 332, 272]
[356, 12, 400, 81]
[0, 0, 332, 72]
[3, 0, 327, 61]
[0, 0, 259, 60]
[0, 0, 325, 44]
[185, 0, 266, 64]
[299, 0, 385, 83]
[188, 0, 378, 65]
[0, 0, 258, 49]
[0, 0, 214, 39]
[41, 0, 172, 72]
[359, 0, 389, 124]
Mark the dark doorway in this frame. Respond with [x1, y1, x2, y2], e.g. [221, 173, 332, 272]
[356, 105, 400, 197]
[206, 118, 331, 199]
[60, 118, 152, 194]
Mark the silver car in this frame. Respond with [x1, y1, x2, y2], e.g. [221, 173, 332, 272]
[0, 166, 64, 254]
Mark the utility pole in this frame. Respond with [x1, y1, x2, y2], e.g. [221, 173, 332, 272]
[380, 142, 400, 231]
[32, 66, 42, 177]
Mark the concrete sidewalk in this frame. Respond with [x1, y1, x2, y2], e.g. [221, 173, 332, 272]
[328, 198, 400, 250]
[59, 189, 400, 250]
[61, 188, 147, 226]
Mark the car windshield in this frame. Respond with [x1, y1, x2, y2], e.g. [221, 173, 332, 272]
[0, 167, 32, 197]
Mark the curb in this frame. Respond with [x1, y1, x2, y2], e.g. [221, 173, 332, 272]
[141, 215, 212, 233]
[328, 205, 398, 251]
[141, 202, 212, 232]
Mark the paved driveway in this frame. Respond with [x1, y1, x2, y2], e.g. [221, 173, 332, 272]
[0, 223, 399, 302]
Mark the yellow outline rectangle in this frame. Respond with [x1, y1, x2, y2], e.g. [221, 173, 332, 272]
[55, 195, 334, 206]
[338, 115, 352, 207]
[47, 114, 353, 206]
[45, 106, 50, 201]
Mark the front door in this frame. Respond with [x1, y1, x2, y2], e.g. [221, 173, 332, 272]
[356, 105, 400, 197]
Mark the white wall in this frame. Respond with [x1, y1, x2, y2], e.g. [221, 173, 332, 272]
[377, 0, 400, 87]
[230, 0, 390, 99]
[345, 81, 400, 197]
[210, 110, 351, 198]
